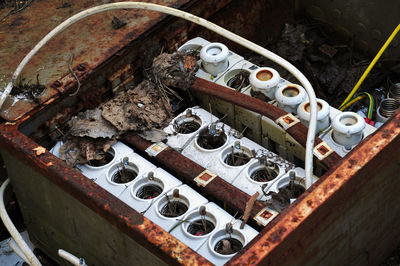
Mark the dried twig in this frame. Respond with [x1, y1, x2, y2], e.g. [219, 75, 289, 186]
[68, 54, 81, 96]
[240, 191, 259, 229]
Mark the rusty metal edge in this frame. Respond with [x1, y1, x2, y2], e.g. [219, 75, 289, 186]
[0, 124, 211, 266]
[227, 109, 400, 265]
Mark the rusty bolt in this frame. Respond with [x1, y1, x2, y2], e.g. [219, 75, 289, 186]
[77, 64, 86, 71]
[199, 205, 206, 216]
[53, 80, 62, 88]
[173, 189, 180, 198]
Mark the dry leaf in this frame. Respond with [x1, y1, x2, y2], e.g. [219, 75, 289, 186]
[69, 108, 117, 139]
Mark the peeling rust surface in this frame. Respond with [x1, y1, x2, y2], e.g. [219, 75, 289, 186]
[191, 78, 341, 169]
[123, 133, 266, 219]
[0, 0, 191, 121]
[0, 123, 210, 265]
[228, 110, 400, 265]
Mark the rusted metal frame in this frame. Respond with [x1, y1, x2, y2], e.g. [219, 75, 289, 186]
[1, 0, 235, 122]
[122, 133, 266, 221]
[0, 125, 211, 266]
[228, 110, 400, 265]
[190, 78, 341, 169]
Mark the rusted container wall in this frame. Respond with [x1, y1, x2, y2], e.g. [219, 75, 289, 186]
[229, 111, 400, 265]
[1, 149, 168, 266]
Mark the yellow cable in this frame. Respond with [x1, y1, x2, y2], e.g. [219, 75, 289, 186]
[340, 95, 366, 111]
[339, 24, 400, 108]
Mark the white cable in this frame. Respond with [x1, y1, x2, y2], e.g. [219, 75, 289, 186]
[58, 249, 87, 266]
[8, 238, 29, 263]
[0, 179, 42, 266]
[0, 2, 317, 187]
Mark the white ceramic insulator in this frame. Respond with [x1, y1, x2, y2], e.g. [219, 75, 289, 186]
[297, 98, 330, 132]
[200, 43, 229, 75]
[249, 67, 280, 99]
[275, 83, 307, 114]
[332, 111, 366, 147]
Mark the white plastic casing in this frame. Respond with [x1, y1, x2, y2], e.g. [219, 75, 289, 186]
[266, 167, 317, 196]
[376, 103, 390, 123]
[297, 98, 330, 133]
[200, 43, 230, 76]
[182, 122, 235, 171]
[96, 152, 157, 197]
[118, 168, 182, 213]
[178, 37, 210, 53]
[331, 111, 366, 148]
[320, 107, 376, 157]
[164, 107, 219, 152]
[249, 67, 281, 100]
[209, 137, 263, 184]
[275, 83, 307, 114]
[169, 202, 233, 252]
[144, 184, 208, 232]
[232, 155, 288, 200]
[74, 142, 134, 182]
[197, 220, 258, 265]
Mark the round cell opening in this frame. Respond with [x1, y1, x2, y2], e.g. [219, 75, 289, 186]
[226, 71, 250, 90]
[87, 148, 115, 167]
[280, 183, 305, 199]
[206, 46, 222, 56]
[187, 219, 215, 236]
[249, 164, 279, 183]
[196, 127, 227, 150]
[174, 115, 202, 134]
[136, 184, 163, 200]
[214, 238, 243, 255]
[159, 200, 189, 218]
[111, 167, 138, 184]
[282, 86, 300, 97]
[304, 102, 323, 113]
[223, 146, 252, 167]
[339, 115, 358, 126]
[256, 69, 273, 81]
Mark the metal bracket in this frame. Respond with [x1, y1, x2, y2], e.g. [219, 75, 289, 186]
[276, 113, 300, 130]
[194, 169, 217, 187]
[313, 141, 334, 160]
[253, 207, 279, 226]
[145, 142, 168, 157]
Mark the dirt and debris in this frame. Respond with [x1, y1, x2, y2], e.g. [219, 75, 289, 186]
[138, 128, 168, 143]
[59, 78, 175, 167]
[262, 183, 305, 213]
[102, 80, 172, 132]
[68, 108, 117, 139]
[0, 0, 34, 22]
[276, 24, 309, 63]
[11, 75, 46, 102]
[215, 238, 243, 255]
[59, 137, 116, 167]
[246, 21, 400, 111]
[151, 51, 199, 90]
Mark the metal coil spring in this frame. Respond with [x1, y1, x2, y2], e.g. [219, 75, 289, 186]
[379, 98, 399, 118]
[390, 83, 400, 105]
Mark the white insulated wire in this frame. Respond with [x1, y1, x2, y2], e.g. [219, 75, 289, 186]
[58, 249, 87, 266]
[0, 179, 42, 266]
[0, 2, 317, 188]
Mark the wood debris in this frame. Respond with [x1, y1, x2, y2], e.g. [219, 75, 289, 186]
[59, 137, 116, 167]
[102, 80, 172, 132]
[152, 51, 199, 90]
